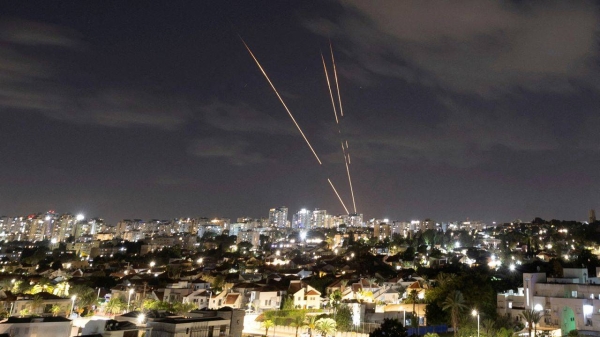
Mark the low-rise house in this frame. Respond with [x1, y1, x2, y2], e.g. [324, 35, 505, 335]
[12, 292, 71, 316]
[144, 307, 245, 337]
[497, 268, 600, 336]
[78, 318, 148, 337]
[183, 290, 211, 309]
[288, 280, 321, 309]
[0, 316, 72, 337]
[249, 285, 284, 312]
[208, 291, 243, 309]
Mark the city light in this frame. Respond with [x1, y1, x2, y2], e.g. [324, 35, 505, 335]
[472, 309, 479, 337]
[76, 214, 85, 221]
[71, 295, 77, 316]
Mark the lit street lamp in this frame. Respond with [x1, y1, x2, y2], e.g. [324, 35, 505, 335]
[472, 309, 479, 337]
[127, 289, 134, 312]
[71, 295, 77, 316]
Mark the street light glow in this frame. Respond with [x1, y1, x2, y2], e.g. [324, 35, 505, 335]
[76, 214, 85, 221]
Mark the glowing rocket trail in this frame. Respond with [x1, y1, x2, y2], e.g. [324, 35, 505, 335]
[342, 142, 357, 213]
[321, 53, 339, 125]
[326, 42, 357, 213]
[240, 36, 350, 213]
[240, 37, 322, 165]
[328, 178, 349, 214]
[330, 41, 344, 117]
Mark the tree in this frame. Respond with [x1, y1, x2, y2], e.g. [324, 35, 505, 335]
[173, 302, 196, 315]
[70, 284, 98, 313]
[335, 306, 353, 332]
[105, 296, 125, 315]
[29, 295, 44, 314]
[520, 309, 542, 337]
[262, 319, 274, 336]
[290, 311, 307, 337]
[370, 318, 407, 337]
[441, 290, 467, 337]
[340, 280, 348, 293]
[482, 318, 497, 337]
[315, 318, 336, 337]
[51, 304, 63, 317]
[53, 282, 70, 297]
[306, 315, 318, 337]
[405, 289, 420, 328]
[329, 290, 342, 314]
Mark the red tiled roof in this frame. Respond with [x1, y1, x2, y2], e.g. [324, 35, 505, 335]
[224, 294, 240, 305]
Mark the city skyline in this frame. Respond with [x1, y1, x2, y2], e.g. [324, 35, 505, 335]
[1, 1, 600, 223]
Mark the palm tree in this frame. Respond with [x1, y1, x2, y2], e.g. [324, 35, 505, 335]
[53, 282, 70, 297]
[340, 280, 348, 294]
[406, 289, 420, 328]
[173, 302, 196, 315]
[329, 290, 342, 315]
[29, 295, 44, 315]
[262, 319, 274, 336]
[367, 278, 378, 290]
[105, 296, 125, 315]
[315, 318, 337, 337]
[441, 290, 468, 337]
[70, 285, 98, 314]
[306, 315, 318, 337]
[291, 311, 307, 337]
[520, 309, 542, 337]
[50, 304, 63, 317]
[482, 318, 497, 337]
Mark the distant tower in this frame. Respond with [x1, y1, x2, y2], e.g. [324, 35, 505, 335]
[590, 209, 596, 223]
[268, 207, 288, 228]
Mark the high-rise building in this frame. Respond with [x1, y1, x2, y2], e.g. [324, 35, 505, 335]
[268, 207, 288, 228]
[292, 209, 311, 229]
[312, 209, 327, 229]
[339, 213, 363, 227]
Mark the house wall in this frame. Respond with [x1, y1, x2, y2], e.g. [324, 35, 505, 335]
[0, 321, 72, 337]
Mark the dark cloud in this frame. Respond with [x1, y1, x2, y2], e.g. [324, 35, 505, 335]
[306, 0, 600, 95]
[200, 101, 295, 135]
[187, 138, 270, 166]
[0, 19, 191, 130]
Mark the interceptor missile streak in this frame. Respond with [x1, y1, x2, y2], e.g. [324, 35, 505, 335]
[240, 37, 322, 165]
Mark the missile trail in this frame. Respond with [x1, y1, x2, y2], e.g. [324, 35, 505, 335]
[321, 53, 339, 125]
[330, 41, 344, 117]
[328, 178, 349, 214]
[240, 36, 350, 213]
[240, 37, 322, 165]
[342, 142, 357, 213]
[327, 42, 357, 213]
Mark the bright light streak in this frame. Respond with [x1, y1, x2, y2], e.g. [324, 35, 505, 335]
[330, 41, 344, 117]
[342, 142, 357, 213]
[240, 37, 322, 165]
[328, 178, 350, 214]
[321, 53, 339, 124]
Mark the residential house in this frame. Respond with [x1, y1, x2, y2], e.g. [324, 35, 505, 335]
[183, 290, 211, 310]
[497, 268, 600, 336]
[11, 292, 71, 316]
[249, 285, 284, 312]
[288, 280, 321, 309]
[0, 316, 72, 337]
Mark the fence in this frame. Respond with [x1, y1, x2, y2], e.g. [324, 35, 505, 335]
[406, 325, 448, 336]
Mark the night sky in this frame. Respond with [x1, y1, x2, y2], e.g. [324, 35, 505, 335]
[1, 1, 600, 224]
